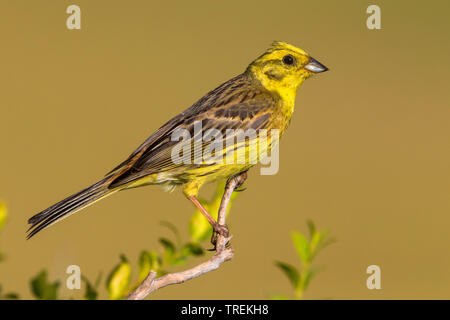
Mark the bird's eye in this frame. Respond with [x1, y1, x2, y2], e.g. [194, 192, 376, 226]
[282, 54, 295, 66]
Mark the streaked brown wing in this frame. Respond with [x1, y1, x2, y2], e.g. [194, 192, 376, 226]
[107, 73, 275, 189]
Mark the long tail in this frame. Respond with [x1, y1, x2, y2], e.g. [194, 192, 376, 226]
[27, 177, 117, 239]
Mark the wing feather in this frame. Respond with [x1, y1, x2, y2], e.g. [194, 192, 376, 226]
[108, 73, 276, 189]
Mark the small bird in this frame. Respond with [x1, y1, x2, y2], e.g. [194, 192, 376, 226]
[27, 41, 328, 239]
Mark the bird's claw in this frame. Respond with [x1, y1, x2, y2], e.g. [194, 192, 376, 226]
[208, 223, 230, 250]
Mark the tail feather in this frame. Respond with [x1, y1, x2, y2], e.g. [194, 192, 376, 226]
[27, 177, 115, 239]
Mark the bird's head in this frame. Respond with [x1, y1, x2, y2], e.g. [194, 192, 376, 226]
[247, 41, 328, 102]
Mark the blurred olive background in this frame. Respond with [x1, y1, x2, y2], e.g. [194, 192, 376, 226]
[1, 0, 449, 299]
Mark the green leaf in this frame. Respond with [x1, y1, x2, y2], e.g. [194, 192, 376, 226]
[106, 254, 131, 300]
[309, 231, 323, 259]
[0, 202, 7, 232]
[320, 236, 337, 251]
[306, 220, 316, 241]
[275, 261, 300, 288]
[181, 242, 204, 257]
[270, 293, 289, 300]
[82, 275, 99, 300]
[138, 250, 160, 281]
[170, 256, 188, 266]
[94, 272, 103, 288]
[84, 283, 97, 300]
[159, 221, 181, 248]
[302, 267, 320, 291]
[310, 230, 336, 259]
[157, 269, 169, 277]
[291, 231, 310, 264]
[159, 238, 176, 263]
[30, 270, 60, 300]
[4, 292, 19, 299]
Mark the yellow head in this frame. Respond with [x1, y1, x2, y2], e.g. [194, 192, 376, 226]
[247, 41, 328, 104]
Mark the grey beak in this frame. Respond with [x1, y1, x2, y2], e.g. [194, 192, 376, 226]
[305, 57, 328, 73]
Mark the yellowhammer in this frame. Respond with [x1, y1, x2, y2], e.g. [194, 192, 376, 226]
[27, 41, 328, 239]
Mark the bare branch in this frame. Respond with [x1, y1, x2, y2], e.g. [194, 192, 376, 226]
[127, 271, 157, 300]
[127, 172, 247, 300]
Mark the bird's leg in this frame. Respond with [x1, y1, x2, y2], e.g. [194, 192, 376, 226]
[188, 196, 229, 238]
[189, 171, 248, 250]
[210, 171, 248, 247]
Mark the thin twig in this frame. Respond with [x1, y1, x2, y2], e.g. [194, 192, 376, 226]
[127, 172, 247, 300]
[127, 271, 157, 300]
[215, 171, 247, 249]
